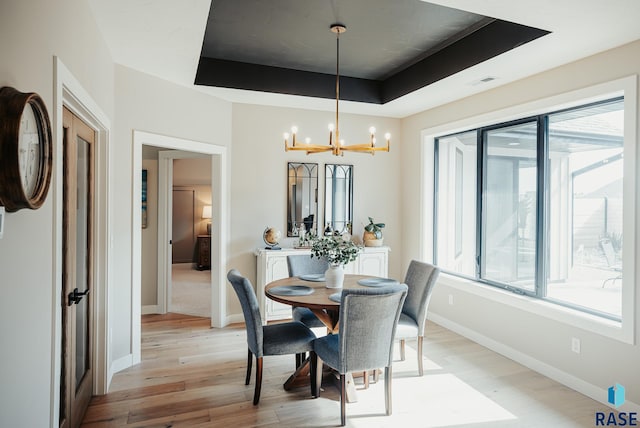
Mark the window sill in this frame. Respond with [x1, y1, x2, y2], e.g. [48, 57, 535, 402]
[438, 272, 634, 344]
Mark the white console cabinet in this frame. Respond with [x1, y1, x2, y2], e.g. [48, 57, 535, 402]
[255, 246, 389, 322]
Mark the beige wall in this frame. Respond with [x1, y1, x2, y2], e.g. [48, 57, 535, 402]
[113, 65, 232, 360]
[229, 103, 403, 316]
[0, 1, 114, 426]
[401, 40, 640, 405]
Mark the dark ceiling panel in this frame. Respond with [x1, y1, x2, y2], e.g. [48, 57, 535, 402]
[195, 58, 382, 103]
[195, 0, 551, 104]
[381, 19, 550, 102]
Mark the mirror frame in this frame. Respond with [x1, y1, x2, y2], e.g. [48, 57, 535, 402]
[324, 163, 353, 236]
[287, 162, 318, 237]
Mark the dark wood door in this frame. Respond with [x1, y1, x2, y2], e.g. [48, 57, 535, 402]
[60, 107, 95, 428]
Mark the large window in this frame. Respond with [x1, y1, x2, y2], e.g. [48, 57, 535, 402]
[435, 98, 624, 320]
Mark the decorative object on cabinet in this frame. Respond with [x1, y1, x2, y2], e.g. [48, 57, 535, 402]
[282, 24, 390, 156]
[310, 236, 361, 289]
[196, 235, 211, 270]
[325, 164, 353, 236]
[202, 204, 212, 235]
[0, 86, 52, 212]
[287, 162, 318, 237]
[263, 227, 282, 250]
[363, 217, 385, 247]
[255, 246, 389, 322]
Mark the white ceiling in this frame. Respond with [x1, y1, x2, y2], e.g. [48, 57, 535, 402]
[87, 0, 640, 118]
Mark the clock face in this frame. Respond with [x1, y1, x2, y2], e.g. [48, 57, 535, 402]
[18, 103, 42, 198]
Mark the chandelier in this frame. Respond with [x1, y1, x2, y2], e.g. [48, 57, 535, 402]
[283, 23, 390, 156]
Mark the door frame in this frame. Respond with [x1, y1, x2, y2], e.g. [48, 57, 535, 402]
[132, 131, 228, 362]
[53, 57, 112, 424]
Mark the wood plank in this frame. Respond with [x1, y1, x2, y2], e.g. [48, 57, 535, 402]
[81, 313, 614, 427]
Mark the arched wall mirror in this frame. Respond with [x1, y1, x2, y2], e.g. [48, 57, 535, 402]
[324, 164, 353, 235]
[287, 162, 318, 237]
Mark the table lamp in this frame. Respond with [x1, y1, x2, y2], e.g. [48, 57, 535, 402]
[202, 205, 212, 235]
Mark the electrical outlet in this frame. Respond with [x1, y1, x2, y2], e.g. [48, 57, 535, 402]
[571, 337, 581, 354]
[448, 294, 454, 305]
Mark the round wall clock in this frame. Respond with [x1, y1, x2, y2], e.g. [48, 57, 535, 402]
[0, 86, 53, 212]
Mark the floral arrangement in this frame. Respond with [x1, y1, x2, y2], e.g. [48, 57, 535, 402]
[310, 235, 361, 266]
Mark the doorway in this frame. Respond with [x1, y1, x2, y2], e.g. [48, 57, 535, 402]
[60, 107, 95, 428]
[141, 151, 212, 317]
[132, 131, 228, 364]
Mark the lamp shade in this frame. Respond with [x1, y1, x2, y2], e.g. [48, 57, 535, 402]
[202, 205, 212, 219]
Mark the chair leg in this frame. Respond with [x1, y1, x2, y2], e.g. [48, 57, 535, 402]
[364, 370, 370, 389]
[385, 366, 393, 416]
[340, 374, 347, 426]
[310, 352, 319, 398]
[400, 339, 406, 361]
[417, 336, 424, 376]
[245, 348, 252, 385]
[295, 352, 304, 368]
[253, 357, 263, 405]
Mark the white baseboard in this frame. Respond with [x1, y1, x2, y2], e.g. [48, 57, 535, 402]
[225, 313, 244, 325]
[142, 305, 159, 315]
[106, 353, 134, 391]
[428, 313, 640, 413]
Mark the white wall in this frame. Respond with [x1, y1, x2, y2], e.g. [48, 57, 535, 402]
[230, 103, 402, 316]
[401, 40, 640, 406]
[113, 65, 232, 360]
[0, 1, 114, 426]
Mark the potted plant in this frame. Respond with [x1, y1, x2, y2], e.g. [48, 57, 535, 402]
[363, 217, 385, 247]
[310, 235, 361, 288]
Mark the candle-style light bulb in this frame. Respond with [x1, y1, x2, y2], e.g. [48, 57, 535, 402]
[369, 126, 376, 135]
[328, 123, 334, 146]
[291, 126, 298, 134]
[385, 132, 391, 141]
[305, 137, 311, 144]
[284, 132, 290, 140]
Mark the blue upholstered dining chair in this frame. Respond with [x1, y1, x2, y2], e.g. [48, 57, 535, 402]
[287, 255, 328, 329]
[395, 260, 440, 376]
[311, 284, 408, 426]
[227, 269, 317, 405]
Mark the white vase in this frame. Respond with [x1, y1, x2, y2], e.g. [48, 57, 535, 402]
[325, 264, 345, 289]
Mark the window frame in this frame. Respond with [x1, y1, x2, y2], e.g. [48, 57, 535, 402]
[423, 76, 636, 344]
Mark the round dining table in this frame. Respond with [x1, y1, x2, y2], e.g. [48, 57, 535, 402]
[265, 273, 399, 400]
[265, 274, 379, 334]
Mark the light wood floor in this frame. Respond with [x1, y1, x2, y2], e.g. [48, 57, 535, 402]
[81, 313, 610, 427]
